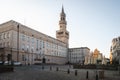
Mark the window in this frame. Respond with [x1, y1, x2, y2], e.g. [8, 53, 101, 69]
[7, 32, 10, 38]
[63, 17, 65, 20]
[32, 38, 34, 43]
[22, 55, 25, 61]
[43, 41, 45, 48]
[26, 45, 29, 51]
[1, 33, 3, 39]
[27, 37, 30, 42]
[36, 40, 38, 50]
[0, 34, 1, 40]
[31, 47, 34, 52]
[0, 43, 2, 47]
[4, 33, 5, 39]
[40, 40, 41, 49]
[58, 32, 63, 35]
[3, 42, 5, 47]
[5, 33, 7, 39]
[22, 34, 25, 41]
[7, 42, 10, 47]
[22, 44, 25, 50]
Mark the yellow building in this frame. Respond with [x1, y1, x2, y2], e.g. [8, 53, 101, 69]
[85, 49, 103, 65]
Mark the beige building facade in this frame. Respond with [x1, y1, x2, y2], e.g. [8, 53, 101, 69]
[0, 7, 69, 65]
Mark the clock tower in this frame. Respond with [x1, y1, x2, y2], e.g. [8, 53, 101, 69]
[56, 6, 69, 46]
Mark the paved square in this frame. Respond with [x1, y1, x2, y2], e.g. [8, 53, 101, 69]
[0, 65, 120, 80]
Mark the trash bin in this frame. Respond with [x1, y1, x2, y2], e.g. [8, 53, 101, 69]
[99, 70, 104, 79]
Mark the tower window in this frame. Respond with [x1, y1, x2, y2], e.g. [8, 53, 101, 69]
[58, 32, 63, 35]
[63, 17, 65, 20]
[60, 26, 62, 28]
[61, 17, 65, 20]
[65, 32, 68, 35]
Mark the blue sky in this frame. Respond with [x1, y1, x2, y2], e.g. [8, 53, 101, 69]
[0, 0, 120, 58]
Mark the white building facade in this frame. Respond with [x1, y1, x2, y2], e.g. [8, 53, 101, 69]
[68, 47, 90, 64]
[110, 36, 120, 64]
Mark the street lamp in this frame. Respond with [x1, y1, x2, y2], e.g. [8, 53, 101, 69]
[32, 50, 33, 64]
[10, 48, 13, 65]
[17, 24, 19, 62]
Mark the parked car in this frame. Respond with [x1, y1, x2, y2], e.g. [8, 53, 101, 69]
[3, 61, 22, 66]
[13, 61, 22, 66]
[0, 61, 5, 65]
[0, 61, 2, 63]
[0, 61, 2, 64]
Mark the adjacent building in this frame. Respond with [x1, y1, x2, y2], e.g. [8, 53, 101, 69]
[68, 47, 90, 64]
[0, 7, 69, 65]
[110, 36, 120, 64]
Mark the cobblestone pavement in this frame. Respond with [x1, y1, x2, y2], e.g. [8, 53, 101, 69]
[0, 65, 120, 80]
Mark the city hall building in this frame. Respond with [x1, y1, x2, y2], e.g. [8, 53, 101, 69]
[0, 7, 69, 65]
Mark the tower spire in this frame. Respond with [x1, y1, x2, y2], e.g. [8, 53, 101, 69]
[61, 5, 65, 16]
[62, 5, 64, 13]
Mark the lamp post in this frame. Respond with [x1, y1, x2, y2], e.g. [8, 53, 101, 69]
[32, 50, 33, 65]
[11, 48, 13, 65]
[27, 49, 30, 65]
[17, 25, 19, 62]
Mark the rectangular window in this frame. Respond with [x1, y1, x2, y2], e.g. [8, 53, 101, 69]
[3, 42, 5, 47]
[22, 44, 25, 50]
[5, 33, 7, 39]
[22, 55, 25, 61]
[22, 35, 25, 41]
[7, 32, 10, 38]
[32, 38, 34, 43]
[43, 41, 45, 48]
[0, 43, 2, 47]
[4, 33, 5, 39]
[1, 33, 3, 39]
[36, 40, 38, 50]
[7, 42, 10, 47]
[40, 40, 41, 49]
[27, 37, 30, 42]
[0, 34, 1, 40]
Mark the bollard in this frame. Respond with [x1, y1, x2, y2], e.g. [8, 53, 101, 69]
[67, 69, 70, 74]
[96, 74, 98, 80]
[42, 66, 44, 70]
[56, 67, 59, 71]
[75, 70, 77, 76]
[118, 66, 120, 75]
[86, 71, 89, 79]
[50, 66, 52, 71]
[119, 70, 120, 75]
